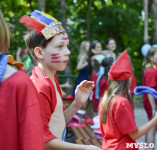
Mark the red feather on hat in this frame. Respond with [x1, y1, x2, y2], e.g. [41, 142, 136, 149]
[19, 15, 46, 34]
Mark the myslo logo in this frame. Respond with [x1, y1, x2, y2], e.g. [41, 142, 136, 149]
[126, 143, 154, 149]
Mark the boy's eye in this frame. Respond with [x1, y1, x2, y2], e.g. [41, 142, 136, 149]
[58, 45, 63, 48]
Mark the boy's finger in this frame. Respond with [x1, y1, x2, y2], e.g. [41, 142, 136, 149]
[85, 81, 94, 89]
[89, 84, 95, 90]
[78, 80, 88, 87]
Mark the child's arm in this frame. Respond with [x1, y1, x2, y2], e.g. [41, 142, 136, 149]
[45, 139, 101, 150]
[76, 56, 88, 71]
[128, 112, 157, 140]
[64, 80, 94, 123]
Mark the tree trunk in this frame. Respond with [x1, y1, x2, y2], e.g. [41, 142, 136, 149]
[153, 0, 157, 44]
[37, 0, 45, 11]
[86, 0, 93, 40]
[60, 0, 73, 95]
[144, 0, 149, 43]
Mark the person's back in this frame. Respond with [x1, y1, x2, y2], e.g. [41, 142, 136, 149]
[0, 10, 44, 150]
[0, 67, 43, 150]
[99, 96, 137, 150]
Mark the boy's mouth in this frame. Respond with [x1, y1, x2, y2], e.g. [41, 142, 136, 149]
[63, 59, 69, 63]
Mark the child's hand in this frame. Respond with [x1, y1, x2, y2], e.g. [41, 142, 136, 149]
[74, 80, 94, 108]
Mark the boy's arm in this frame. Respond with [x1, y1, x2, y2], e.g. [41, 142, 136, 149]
[45, 139, 101, 150]
[64, 80, 94, 123]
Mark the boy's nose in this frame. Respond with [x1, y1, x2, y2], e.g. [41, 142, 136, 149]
[65, 48, 71, 56]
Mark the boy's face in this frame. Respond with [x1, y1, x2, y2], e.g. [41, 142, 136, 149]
[42, 33, 70, 71]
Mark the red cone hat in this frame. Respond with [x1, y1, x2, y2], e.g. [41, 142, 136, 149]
[108, 50, 132, 80]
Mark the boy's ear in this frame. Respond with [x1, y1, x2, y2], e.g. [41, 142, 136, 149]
[34, 47, 44, 60]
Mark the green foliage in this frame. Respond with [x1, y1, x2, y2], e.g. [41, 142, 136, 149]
[0, 0, 146, 85]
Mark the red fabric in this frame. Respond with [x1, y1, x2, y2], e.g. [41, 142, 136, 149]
[108, 50, 132, 80]
[83, 118, 93, 124]
[142, 67, 157, 120]
[99, 96, 138, 150]
[67, 122, 87, 128]
[64, 95, 75, 100]
[31, 66, 62, 142]
[72, 114, 80, 122]
[0, 71, 44, 150]
[54, 73, 59, 82]
[91, 72, 109, 112]
[130, 74, 137, 95]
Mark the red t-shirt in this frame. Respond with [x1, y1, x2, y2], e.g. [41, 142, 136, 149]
[142, 67, 157, 120]
[99, 96, 138, 150]
[0, 71, 44, 150]
[31, 66, 62, 142]
[91, 72, 109, 98]
[91, 72, 109, 111]
[130, 74, 137, 95]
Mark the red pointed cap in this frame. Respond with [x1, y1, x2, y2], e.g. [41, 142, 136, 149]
[108, 50, 132, 80]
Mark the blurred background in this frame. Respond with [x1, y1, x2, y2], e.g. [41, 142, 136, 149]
[1, 0, 156, 86]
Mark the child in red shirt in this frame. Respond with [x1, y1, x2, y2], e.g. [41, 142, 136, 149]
[20, 10, 101, 150]
[0, 10, 44, 150]
[99, 50, 157, 150]
[142, 47, 157, 148]
[91, 57, 113, 112]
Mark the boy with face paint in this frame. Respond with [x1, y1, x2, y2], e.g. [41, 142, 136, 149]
[20, 10, 101, 150]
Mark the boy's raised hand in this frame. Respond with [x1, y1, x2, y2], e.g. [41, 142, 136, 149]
[74, 80, 94, 107]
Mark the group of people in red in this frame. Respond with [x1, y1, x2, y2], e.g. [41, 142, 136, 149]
[1, 8, 157, 150]
[72, 38, 136, 114]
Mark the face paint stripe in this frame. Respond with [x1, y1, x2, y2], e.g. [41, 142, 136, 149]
[51, 56, 61, 59]
[51, 53, 60, 56]
[61, 37, 68, 40]
[51, 61, 61, 63]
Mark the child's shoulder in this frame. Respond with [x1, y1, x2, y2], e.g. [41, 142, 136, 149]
[144, 67, 157, 76]
[113, 96, 130, 107]
[3, 66, 35, 89]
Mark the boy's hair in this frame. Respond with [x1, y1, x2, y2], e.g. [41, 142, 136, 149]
[20, 10, 67, 61]
[24, 29, 52, 60]
[101, 78, 132, 124]
[0, 10, 10, 52]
